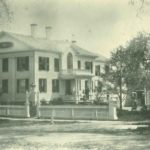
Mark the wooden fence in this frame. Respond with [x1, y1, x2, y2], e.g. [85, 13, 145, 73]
[0, 104, 30, 118]
[37, 101, 118, 120]
[0, 100, 118, 120]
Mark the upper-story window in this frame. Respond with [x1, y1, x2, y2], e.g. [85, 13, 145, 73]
[95, 65, 100, 76]
[17, 56, 29, 71]
[78, 60, 81, 70]
[85, 61, 93, 73]
[2, 58, 8, 72]
[54, 58, 59, 72]
[2, 79, 8, 93]
[67, 53, 73, 69]
[39, 57, 49, 71]
[17, 79, 29, 93]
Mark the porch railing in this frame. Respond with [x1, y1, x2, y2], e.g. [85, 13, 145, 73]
[60, 69, 92, 76]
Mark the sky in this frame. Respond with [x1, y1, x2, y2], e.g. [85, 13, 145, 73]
[0, 0, 150, 57]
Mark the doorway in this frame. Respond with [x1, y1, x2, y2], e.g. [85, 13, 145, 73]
[65, 80, 72, 95]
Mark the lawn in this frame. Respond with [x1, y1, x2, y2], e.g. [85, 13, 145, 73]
[0, 119, 150, 150]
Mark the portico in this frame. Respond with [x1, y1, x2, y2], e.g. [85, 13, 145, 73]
[59, 69, 94, 103]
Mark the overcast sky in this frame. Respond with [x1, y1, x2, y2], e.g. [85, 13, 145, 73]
[1, 0, 150, 57]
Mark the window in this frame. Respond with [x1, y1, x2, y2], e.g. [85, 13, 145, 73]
[39, 57, 49, 71]
[85, 80, 88, 89]
[54, 58, 59, 72]
[17, 56, 29, 71]
[105, 65, 109, 73]
[95, 65, 100, 76]
[52, 79, 59, 93]
[39, 79, 47, 93]
[67, 53, 73, 69]
[2, 58, 8, 72]
[79, 80, 81, 90]
[85, 61, 93, 73]
[78, 60, 81, 69]
[2, 79, 8, 93]
[17, 79, 29, 93]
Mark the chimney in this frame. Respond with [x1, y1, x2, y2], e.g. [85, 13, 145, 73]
[45, 26, 52, 40]
[71, 34, 77, 44]
[30, 24, 38, 38]
[72, 40, 77, 44]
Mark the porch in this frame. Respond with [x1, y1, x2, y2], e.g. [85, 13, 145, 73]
[59, 70, 95, 104]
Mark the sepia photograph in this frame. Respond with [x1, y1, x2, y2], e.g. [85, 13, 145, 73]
[0, 0, 150, 149]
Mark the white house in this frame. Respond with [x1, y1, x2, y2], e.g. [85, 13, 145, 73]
[0, 24, 108, 104]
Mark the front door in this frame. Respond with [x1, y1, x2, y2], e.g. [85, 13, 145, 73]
[65, 80, 72, 95]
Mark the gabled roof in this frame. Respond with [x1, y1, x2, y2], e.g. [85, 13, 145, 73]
[0, 31, 97, 57]
[95, 54, 108, 62]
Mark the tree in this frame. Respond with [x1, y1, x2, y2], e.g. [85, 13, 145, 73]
[123, 33, 150, 91]
[107, 46, 127, 110]
[0, 0, 13, 28]
[107, 32, 150, 109]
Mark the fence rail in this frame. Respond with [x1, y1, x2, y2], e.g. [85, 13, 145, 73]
[37, 102, 118, 120]
[0, 100, 118, 120]
[0, 105, 30, 118]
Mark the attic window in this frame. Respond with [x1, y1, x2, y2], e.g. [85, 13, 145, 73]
[0, 42, 13, 48]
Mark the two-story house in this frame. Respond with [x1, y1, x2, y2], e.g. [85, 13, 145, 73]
[0, 24, 107, 104]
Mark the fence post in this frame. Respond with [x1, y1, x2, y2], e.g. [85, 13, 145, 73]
[25, 91, 30, 118]
[36, 92, 40, 118]
[51, 109, 55, 124]
[71, 108, 74, 120]
[95, 109, 98, 120]
[6, 107, 9, 116]
[109, 100, 118, 120]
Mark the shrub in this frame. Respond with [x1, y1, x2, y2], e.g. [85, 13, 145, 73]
[51, 97, 64, 105]
[40, 100, 49, 105]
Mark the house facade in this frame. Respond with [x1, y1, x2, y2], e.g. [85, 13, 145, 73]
[0, 25, 107, 104]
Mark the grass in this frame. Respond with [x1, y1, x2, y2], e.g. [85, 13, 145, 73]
[117, 109, 150, 121]
[0, 119, 150, 150]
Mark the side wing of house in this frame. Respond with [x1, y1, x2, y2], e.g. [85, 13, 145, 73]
[0, 32, 35, 103]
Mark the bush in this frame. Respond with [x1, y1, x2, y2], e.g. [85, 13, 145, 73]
[93, 100, 108, 105]
[51, 97, 64, 105]
[40, 100, 49, 105]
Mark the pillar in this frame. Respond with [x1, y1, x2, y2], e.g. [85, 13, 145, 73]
[109, 100, 118, 120]
[36, 92, 41, 118]
[75, 79, 79, 104]
[25, 91, 30, 118]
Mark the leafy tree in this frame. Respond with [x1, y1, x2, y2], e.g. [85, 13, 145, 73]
[106, 46, 127, 110]
[107, 32, 150, 109]
[123, 33, 150, 91]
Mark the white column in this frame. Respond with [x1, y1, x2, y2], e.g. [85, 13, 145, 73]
[109, 100, 118, 120]
[75, 79, 78, 104]
[25, 91, 30, 118]
[36, 92, 40, 118]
